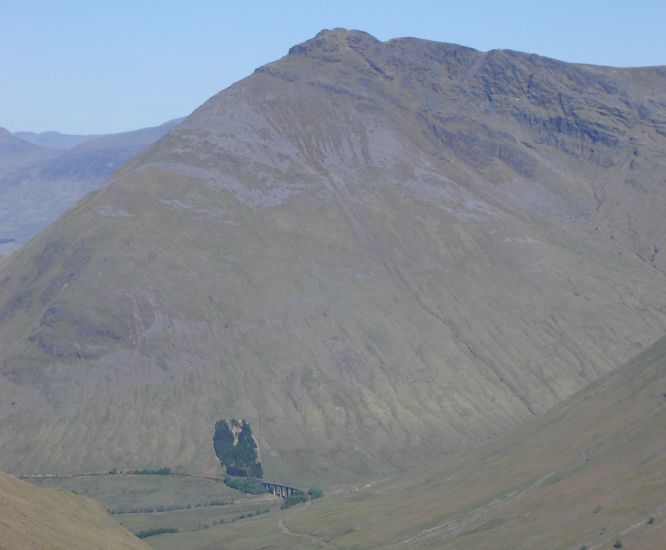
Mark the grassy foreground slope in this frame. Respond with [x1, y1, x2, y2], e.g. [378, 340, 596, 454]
[193, 335, 666, 549]
[0, 471, 148, 550]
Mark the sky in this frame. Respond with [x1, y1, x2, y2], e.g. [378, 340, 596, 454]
[2, 0, 665, 134]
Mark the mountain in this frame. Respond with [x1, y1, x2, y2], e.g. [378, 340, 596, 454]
[0, 118, 183, 257]
[0, 29, 666, 484]
[13, 130, 100, 150]
[0, 127, 59, 172]
[0, 470, 149, 550]
[183, 334, 666, 549]
[0, 129, 60, 258]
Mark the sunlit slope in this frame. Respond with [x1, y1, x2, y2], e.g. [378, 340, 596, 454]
[0, 471, 149, 550]
[1, 30, 666, 483]
[273, 335, 666, 548]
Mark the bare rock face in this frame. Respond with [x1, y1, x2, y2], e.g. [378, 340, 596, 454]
[0, 29, 665, 483]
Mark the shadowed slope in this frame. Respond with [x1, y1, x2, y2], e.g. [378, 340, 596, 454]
[0, 470, 149, 550]
[0, 30, 666, 483]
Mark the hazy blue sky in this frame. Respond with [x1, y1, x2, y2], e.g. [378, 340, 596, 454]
[2, 0, 665, 134]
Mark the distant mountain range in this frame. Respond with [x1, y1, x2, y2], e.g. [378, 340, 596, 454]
[13, 129, 102, 150]
[0, 118, 183, 258]
[0, 29, 665, 488]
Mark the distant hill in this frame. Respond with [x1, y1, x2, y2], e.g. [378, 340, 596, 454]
[0, 29, 665, 484]
[0, 118, 183, 257]
[0, 127, 58, 171]
[13, 130, 100, 150]
[175, 334, 666, 549]
[0, 470, 148, 550]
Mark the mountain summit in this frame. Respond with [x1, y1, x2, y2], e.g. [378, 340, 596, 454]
[0, 30, 665, 482]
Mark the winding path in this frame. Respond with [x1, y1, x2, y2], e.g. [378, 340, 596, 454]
[277, 500, 333, 547]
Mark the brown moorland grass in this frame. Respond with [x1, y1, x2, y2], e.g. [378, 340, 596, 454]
[0, 470, 149, 550]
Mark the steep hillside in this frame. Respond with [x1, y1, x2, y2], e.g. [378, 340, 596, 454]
[0, 470, 148, 550]
[0, 119, 182, 252]
[163, 334, 666, 549]
[277, 334, 666, 549]
[1, 29, 666, 483]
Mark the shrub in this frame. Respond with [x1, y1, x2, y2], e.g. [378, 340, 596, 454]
[308, 487, 324, 499]
[136, 527, 178, 539]
[224, 476, 266, 494]
[133, 467, 171, 475]
[281, 492, 308, 509]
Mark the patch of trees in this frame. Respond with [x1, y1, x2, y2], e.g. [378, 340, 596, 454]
[136, 527, 178, 539]
[108, 467, 171, 475]
[132, 467, 171, 475]
[223, 476, 266, 494]
[111, 499, 233, 515]
[232, 508, 271, 521]
[213, 419, 263, 478]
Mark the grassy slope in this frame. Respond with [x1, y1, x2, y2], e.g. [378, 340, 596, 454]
[0, 471, 148, 550]
[172, 335, 666, 549]
[281, 334, 666, 548]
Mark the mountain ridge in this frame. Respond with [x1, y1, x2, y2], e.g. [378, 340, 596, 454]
[13, 130, 102, 151]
